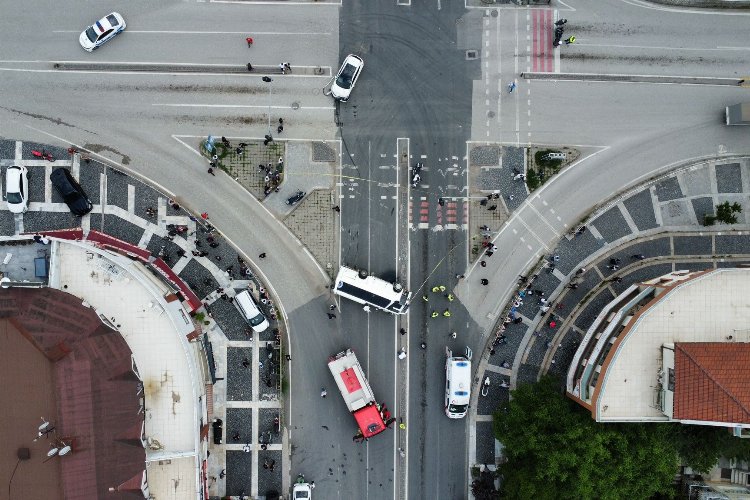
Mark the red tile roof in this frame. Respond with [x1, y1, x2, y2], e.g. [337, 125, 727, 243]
[2, 288, 145, 499]
[673, 342, 750, 424]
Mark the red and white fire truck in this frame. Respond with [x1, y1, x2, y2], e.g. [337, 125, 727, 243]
[327, 349, 389, 439]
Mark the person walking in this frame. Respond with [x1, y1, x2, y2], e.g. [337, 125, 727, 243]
[481, 278, 489, 285]
[443, 309, 451, 317]
[327, 312, 336, 319]
[332, 205, 341, 212]
[564, 36, 576, 44]
[422, 294, 429, 302]
[431, 311, 439, 318]
[246, 37, 254, 47]
[508, 81, 517, 93]
[259, 252, 266, 259]
[329, 304, 337, 311]
[279, 63, 286, 74]
[450, 331, 457, 339]
[320, 388, 327, 398]
[207, 167, 215, 176]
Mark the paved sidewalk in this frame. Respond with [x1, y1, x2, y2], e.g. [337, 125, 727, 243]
[467, 155, 750, 472]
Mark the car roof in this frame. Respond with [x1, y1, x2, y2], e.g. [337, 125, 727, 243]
[6, 166, 22, 191]
[92, 12, 122, 33]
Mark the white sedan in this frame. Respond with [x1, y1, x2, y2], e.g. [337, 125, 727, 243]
[5, 165, 28, 214]
[79, 12, 126, 52]
[331, 54, 363, 102]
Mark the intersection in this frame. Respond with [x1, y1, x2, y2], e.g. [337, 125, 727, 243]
[0, 0, 749, 498]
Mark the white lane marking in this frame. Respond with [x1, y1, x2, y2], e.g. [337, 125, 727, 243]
[54, 30, 332, 35]
[153, 103, 335, 110]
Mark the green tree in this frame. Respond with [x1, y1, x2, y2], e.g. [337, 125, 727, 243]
[670, 424, 750, 473]
[494, 375, 678, 500]
[715, 201, 742, 224]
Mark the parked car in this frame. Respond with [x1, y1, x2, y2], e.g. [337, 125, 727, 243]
[5, 165, 28, 213]
[286, 191, 306, 206]
[331, 54, 364, 102]
[79, 12, 126, 52]
[50, 168, 93, 216]
[292, 482, 312, 499]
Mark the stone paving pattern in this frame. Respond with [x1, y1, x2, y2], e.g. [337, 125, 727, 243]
[284, 189, 338, 278]
[0, 139, 285, 498]
[473, 156, 750, 468]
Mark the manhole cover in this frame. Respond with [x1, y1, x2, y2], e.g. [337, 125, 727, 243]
[466, 50, 478, 60]
[291, 102, 300, 110]
[491, 10, 499, 17]
[487, 111, 496, 118]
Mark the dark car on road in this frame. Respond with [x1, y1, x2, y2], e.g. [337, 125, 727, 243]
[286, 190, 306, 206]
[50, 168, 93, 216]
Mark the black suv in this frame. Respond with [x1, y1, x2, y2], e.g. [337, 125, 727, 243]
[50, 168, 93, 216]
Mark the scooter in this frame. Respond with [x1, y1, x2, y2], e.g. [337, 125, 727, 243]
[481, 376, 490, 397]
[31, 149, 54, 162]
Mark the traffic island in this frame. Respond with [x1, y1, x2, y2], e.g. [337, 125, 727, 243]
[525, 147, 579, 191]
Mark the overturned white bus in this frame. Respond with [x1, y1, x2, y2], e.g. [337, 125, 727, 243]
[333, 266, 410, 314]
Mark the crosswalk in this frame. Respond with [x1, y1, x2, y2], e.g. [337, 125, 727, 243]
[409, 197, 468, 231]
[531, 8, 555, 73]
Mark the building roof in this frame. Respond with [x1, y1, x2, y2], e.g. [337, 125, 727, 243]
[674, 343, 750, 424]
[581, 268, 750, 423]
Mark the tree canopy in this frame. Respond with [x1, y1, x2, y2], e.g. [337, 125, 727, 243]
[494, 375, 681, 500]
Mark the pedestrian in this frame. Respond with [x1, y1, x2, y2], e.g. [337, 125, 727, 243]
[279, 63, 286, 74]
[221, 136, 230, 146]
[243, 444, 251, 453]
[236, 146, 243, 155]
[486, 250, 494, 257]
[568, 283, 578, 289]
[283, 62, 291, 72]
[247, 62, 254, 71]
[549, 320, 557, 328]
[242, 358, 250, 368]
[481, 278, 489, 285]
[431, 311, 439, 318]
[258, 164, 265, 172]
[201, 212, 209, 220]
[480, 199, 488, 206]
[232, 431, 240, 441]
[321, 388, 327, 398]
[246, 36, 253, 47]
[259, 252, 266, 259]
[207, 167, 215, 176]
[279, 118, 284, 125]
[327, 312, 336, 319]
[564, 36, 576, 44]
[576, 267, 586, 275]
[443, 309, 451, 317]
[400, 328, 406, 335]
[398, 348, 407, 359]
[456, 274, 465, 279]
[332, 205, 340, 212]
[277, 124, 284, 134]
[488, 205, 497, 211]
[438, 285, 446, 292]
[422, 294, 429, 302]
[286, 354, 292, 361]
[450, 331, 457, 339]
[311, 481, 316, 489]
[329, 304, 337, 311]
[480, 261, 487, 267]
[508, 81, 517, 93]
[631, 254, 645, 260]
[220, 469, 226, 479]
[263, 460, 269, 470]
[739, 79, 746, 86]
[269, 460, 275, 471]
[508, 194, 514, 201]
[446, 293, 455, 301]
[420, 342, 426, 349]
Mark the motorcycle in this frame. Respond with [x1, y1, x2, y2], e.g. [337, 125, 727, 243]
[411, 162, 423, 188]
[31, 149, 54, 162]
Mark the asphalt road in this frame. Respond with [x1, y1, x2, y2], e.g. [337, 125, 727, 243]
[2, 0, 750, 498]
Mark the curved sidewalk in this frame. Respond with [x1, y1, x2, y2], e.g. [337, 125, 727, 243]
[468, 154, 750, 473]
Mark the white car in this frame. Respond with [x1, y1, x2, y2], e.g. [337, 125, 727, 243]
[5, 165, 28, 214]
[331, 54, 363, 102]
[79, 12, 126, 52]
[292, 482, 312, 499]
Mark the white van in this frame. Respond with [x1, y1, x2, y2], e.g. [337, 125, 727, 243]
[445, 357, 471, 418]
[234, 290, 269, 333]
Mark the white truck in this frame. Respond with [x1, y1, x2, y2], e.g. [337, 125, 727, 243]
[328, 349, 388, 438]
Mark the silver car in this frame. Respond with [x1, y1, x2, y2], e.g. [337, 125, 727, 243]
[5, 165, 28, 214]
[331, 54, 364, 102]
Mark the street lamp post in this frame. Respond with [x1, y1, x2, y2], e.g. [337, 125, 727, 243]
[262, 76, 273, 142]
